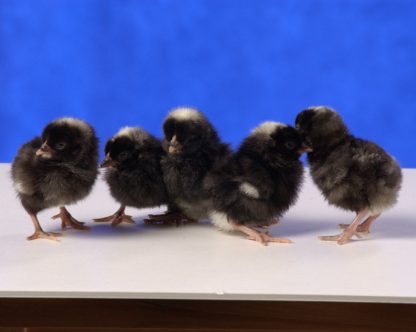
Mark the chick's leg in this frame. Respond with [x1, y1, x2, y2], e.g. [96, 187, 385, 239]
[52, 207, 90, 231]
[144, 210, 197, 226]
[255, 218, 280, 229]
[231, 221, 292, 246]
[338, 213, 381, 235]
[94, 205, 134, 227]
[319, 209, 369, 245]
[27, 213, 61, 241]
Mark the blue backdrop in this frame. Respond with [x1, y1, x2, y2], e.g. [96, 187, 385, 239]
[1, 0, 415, 166]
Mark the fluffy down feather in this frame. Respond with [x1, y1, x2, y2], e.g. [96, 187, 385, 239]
[160, 107, 231, 221]
[206, 121, 305, 245]
[11, 118, 99, 240]
[295, 106, 402, 244]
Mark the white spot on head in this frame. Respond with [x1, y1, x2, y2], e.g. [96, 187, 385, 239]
[307, 106, 336, 114]
[167, 107, 205, 122]
[239, 182, 260, 199]
[54, 117, 93, 136]
[114, 126, 149, 144]
[251, 121, 287, 137]
[209, 211, 235, 232]
[115, 127, 136, 138]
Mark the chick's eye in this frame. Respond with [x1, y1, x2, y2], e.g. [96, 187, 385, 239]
[285, 141, 296, 150]
[55, 142, 66, 150]
[118, 152, 128, 160]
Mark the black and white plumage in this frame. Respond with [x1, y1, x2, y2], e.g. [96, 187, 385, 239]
[94, 127, 168, 227]
[206, 121, 305, 245]
[11, 117, 99, 241]
[295, 106, 402, 245]
[146, 107, 231, 225]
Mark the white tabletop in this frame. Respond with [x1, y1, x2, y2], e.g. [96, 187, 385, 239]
[0, 163, 415, 303]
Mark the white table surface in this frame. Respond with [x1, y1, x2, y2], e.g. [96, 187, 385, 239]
[0, 163, 415, 303]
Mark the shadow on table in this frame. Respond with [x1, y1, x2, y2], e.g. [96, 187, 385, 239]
[268, 215, 416, 240]
[371, 215, 416, 240]
[282, 215, 416, 239]
[47, 215, 213, 239]
[270, 217, 333, 237]
[46, 213, 416, 241]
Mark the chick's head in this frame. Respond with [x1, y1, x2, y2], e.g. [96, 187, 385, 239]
[36, 117, 94, 162]
[295, 106, 349, 151]
[163, 107, 219, 155]
[102, 127, 152, 168]
[247, 122, 306, 161]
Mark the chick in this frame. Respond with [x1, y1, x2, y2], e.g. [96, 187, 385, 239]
[295, 106, 402, 245]
[11, 118, 99, 241]
[94, 127, 168, 227]
[146, 107, 231, 225]
[206, 122, 305, 245]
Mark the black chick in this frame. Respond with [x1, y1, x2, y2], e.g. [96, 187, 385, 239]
[94, 127, 168, 227]
[146, 107, 231, 225]
[11, 118, 99, 241]
[206, 122, 306, 245]
[295, 106, 402, 245]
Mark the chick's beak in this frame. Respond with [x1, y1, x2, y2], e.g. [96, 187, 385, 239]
[298, 142, 313, 154]
[35, 142, 53, 158]
[100, 154, 117, 168]
[168, 135, 180, 154]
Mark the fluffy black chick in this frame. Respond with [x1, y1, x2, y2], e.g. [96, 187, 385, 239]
[146, 107, 231, 225]
[11, 118, 99, 241]
[206, 122, 305, 245]
[295, 106, 402, 245]
[94, 127, 168, 227]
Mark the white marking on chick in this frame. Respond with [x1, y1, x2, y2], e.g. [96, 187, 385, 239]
[369, 204, 393, 215]
[308, 105, 336, 113]
[14, 181, 32, 195]
[239, 182, 260, 199]
[369, 187, 400, 215]
[167, 107, 204, 121]
[55, 117, 93, 136]
[115, 126, 149, 144]
[209, 211, 234, 232]
[35, 148, 52, 159]
[251, 121, 287, 137]
[116, 126, 136, 138]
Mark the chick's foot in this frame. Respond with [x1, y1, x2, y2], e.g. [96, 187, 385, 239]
[144, 211, 196, 226]
[247, 232, 292, 245]
[94, 213, 134, 227]
[232, 222, 292, 246]
[52, 207, 90, 231]
[27, 230, 62, 241]
[260, 232, 292, 244]
[320, 209, 370, 245]
[338, 213, 380, 236]
[94, 205, 134, 227]
[319, 230, 364, 244]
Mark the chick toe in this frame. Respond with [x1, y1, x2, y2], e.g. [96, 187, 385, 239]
[27, 230, 61, 241]
[52, 207, 89, 231]
[319, 234, 342, 241]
